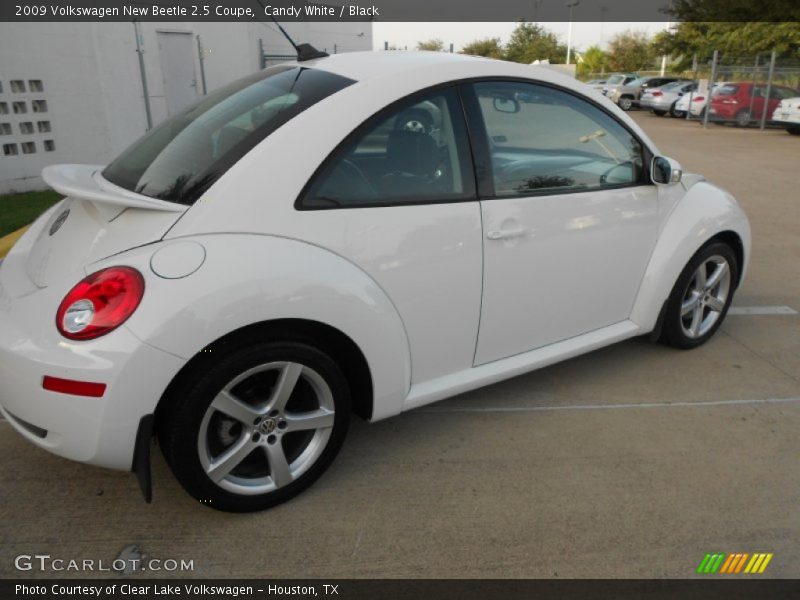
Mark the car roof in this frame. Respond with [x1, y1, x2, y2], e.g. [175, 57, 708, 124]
[295, 50, 489, 82]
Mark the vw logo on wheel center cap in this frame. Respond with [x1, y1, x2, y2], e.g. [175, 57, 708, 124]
[258, 419, 276, 435]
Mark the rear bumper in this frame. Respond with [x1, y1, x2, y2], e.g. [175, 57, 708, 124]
[0, 263, 185, 470]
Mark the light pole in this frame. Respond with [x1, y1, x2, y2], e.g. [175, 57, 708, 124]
[565, 0, 580, 65]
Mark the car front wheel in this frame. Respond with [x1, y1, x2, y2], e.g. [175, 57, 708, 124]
[618, 97, 634, 111]
[659, 242, 739, 349]
[159, 340, 350, 512]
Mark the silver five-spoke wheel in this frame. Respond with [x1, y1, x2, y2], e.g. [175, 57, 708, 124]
[198, 361, 335, 496]
[679, 254, 731, 339]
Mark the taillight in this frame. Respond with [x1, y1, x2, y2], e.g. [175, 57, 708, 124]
[56, 267, 144, 340]
[652, 91, 663, 97]
[692, 96, 705, 102]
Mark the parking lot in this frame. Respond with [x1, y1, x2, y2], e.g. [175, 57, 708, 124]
[1, 111, 798, 580]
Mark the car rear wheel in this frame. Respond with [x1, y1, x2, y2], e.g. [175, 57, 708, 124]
[735, 109, 752, 127]
[653, 109, 667, 117]
[618, 97, 634, 111]
[159, 340, 350, 512]
[659, 242, 738, 349]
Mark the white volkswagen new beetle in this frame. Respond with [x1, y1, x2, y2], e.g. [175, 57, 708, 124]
[0, 52, 750, 512]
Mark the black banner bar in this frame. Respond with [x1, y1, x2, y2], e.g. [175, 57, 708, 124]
[4, 579, 800, 600]
[2, 0, 799, 22]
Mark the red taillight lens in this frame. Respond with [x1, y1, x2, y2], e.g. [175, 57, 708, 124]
[652, 91, 663, 97]
[56, 266, 144, 340]
[692, 96, 705, 102]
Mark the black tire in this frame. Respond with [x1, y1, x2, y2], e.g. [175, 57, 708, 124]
[158, 340, 351, 512]
[653, 110, 667, 117]
[659, 242, 739, 350]
[670, 102, 686, 118]
[735, 109, 752, 128]
[787, 125, 800, 135]
[618, 96, 634, 111]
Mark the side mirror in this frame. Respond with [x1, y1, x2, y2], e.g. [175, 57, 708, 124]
[651, 156, 683, 185]
[493, 95, 520, 114]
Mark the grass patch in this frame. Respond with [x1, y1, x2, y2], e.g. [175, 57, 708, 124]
[0, 190, 62, 238]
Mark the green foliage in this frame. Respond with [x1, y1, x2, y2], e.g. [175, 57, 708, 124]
[0, 190, 62, 237]
[460, 37, 505, 59]
[655, 22, 800, 68]
[669, 0, 800, 22]
[416, 39, 445, 52]
[577, 45, 609, 77]
[606, 30, 657, 72]
[504, 22, 568, 64]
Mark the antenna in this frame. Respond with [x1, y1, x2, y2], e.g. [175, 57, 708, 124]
[254, 0, 329, 61]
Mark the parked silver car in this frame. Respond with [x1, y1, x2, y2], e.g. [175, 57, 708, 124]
[640, 81, 699, 117]
[609, 76, 684, 111]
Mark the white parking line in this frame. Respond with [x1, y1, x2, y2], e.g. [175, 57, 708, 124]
[420, 396, 800, 414]
[729, 305, 797, 315]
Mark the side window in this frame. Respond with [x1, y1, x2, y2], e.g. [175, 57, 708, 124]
[472, 81, 645, 196]
[300, 87, 475, 208]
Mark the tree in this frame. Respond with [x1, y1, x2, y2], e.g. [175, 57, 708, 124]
[577, 45, 608, 77]
[460, 37, 505, 59]
[417, 39, 445, 52]
[504, 22, 568, 64]
[606, 30, 656, 72]
[656, 0, 800, 68]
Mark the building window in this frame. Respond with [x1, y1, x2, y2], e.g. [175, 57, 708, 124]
[31, 100, 47, 113]
[21, 141, 36, 154]
[10, 80, 26, 93]
[3, 143, 19, 156]
[0, 81, 3, 94]
[37, 120, 51, 133]
[19, 121, 34, 134]
[0, 123, 11, 135]
[0, 103, 8, 115]
[44, 140, 55, 152]
[28, 80, 44, 92]
[12, 101, 27, 114]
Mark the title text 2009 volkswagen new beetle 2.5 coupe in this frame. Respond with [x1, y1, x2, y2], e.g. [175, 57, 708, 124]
[0, 52, 750, 512]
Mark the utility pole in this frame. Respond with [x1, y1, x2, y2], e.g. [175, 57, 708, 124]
[133, 21, 152, 131]
[565, 1, 580, 65]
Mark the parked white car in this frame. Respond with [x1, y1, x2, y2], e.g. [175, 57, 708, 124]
[0, 52, 750, 512]
[772, 97, 800, 135]
[673, 83, 732, 119]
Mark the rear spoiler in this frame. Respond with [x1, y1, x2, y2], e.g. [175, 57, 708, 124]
[42, 164, 185, 213]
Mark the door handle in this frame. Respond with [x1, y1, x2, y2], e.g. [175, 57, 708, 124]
[486, 228, 525, 240]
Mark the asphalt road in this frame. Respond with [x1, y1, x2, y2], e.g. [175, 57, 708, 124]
[1, 112, 798, 580]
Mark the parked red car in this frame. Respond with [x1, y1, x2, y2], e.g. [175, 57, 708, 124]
[708, 82, 799, 127]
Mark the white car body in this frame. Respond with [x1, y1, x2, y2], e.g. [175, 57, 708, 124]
[772, 97, 800, 131]
[0, 52, 751, 508]
[674, 83, 732, 118]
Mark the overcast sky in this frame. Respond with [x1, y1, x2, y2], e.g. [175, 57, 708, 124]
[373, 22, 669, 54]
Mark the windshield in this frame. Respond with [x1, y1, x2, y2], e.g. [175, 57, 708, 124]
[606, 75, 625, 85]
[103, 66, 354, 205]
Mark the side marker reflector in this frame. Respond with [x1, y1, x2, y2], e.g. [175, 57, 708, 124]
[42, 376, 107, 398]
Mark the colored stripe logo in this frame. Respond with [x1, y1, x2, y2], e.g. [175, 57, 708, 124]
[697, 553, 773, 574]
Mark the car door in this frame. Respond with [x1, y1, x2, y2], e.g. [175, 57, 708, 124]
[463, 81, 661, 365]
[295, 86, 483, 386]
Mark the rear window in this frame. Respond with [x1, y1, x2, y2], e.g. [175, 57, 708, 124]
[103, 66, 354, 206]
[713, 85, 739, 97]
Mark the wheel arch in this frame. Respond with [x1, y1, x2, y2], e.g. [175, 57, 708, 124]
[630, 181, 751, 333]
[154, 318, 375, 436]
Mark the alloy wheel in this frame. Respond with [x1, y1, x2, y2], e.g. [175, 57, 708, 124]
[197, 361, 335, 495]
[679, 255, 732, 339]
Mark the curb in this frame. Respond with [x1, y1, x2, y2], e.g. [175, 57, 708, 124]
[0, 225, 30, 259]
